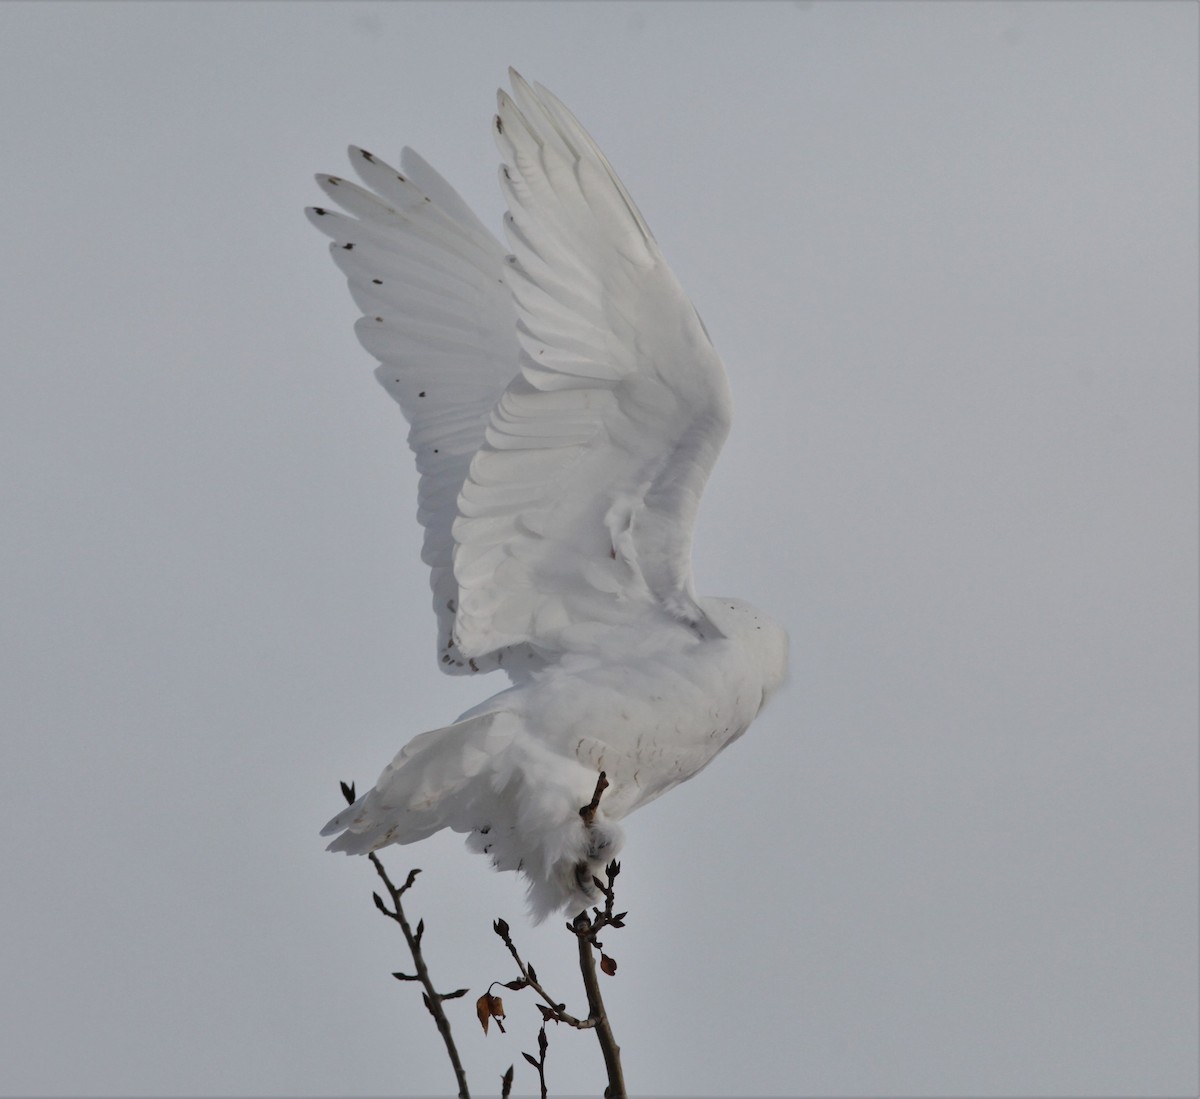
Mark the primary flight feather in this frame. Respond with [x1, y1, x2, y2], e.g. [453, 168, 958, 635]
[311, 71, 788, 920]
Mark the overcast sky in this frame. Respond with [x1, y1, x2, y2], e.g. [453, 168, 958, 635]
[1, 2, 1196, 1096]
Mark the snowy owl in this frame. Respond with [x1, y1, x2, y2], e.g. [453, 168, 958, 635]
[311, 71, 788, 920]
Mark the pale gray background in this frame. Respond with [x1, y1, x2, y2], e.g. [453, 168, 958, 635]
[2, 2, 1196, 1096]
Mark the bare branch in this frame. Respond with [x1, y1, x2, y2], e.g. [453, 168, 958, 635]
[490, 919, 594, 1030]
[366, 851, 470, 1096]
[571, 771, 627, 1097]
[522, 1024, 550, 1099]
[486, 777, 629, 1098]
[579, 770, 609, 826]
[340, 781, 471, 1098]
[572, 900, 625, 1098]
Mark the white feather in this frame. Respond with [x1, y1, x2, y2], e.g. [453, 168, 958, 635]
[312, 71, 789, 919]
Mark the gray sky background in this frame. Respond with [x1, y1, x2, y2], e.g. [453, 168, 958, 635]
[2, 2, 1196, 1096]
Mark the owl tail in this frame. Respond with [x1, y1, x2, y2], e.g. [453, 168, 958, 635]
[321, 710, 624, 921]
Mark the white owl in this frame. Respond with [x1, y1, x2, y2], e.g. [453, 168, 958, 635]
[311, 71, 788, 920]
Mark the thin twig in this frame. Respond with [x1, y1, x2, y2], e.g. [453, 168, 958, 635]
[340, 781, 471, 1099]
[487, 773, 628, 1097]
[491, 918, 594, 1029]
[570, 864, 626, 1098]
[579, 770, 609, 826]
[521, 1025, 550, 1099]
[572, 772, 626, 1096]
[367, 851, 471, 1098]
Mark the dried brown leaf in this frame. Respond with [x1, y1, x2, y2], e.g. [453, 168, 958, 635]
[476, 992, 506, 1035]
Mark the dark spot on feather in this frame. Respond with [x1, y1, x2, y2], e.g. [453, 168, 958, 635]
[418, 391, 426, 398]
[342, 243, 354, 250]
[469, 658, 479, 672]
[495, 115, 503, 134]
[433, 448, 439, 453]
[442, 654, 451, 664]
[360, 149, 376, 162]
[424, 196, 431, 202]
[372, 278, 382, 285]
[502, 166, 512, 180]
[375, 317, 383, 323]
[327, 177, 340, 185]
[396, 172, 406, 182]
[313, 207, 328, 216]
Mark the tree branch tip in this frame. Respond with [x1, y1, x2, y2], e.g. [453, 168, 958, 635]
[580, 771, 610, 822]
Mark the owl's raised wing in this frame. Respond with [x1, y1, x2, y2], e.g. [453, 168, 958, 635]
[307, 146, 541, 677]
[449, 71, 733, 659]
[310, 72, 734, 671]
